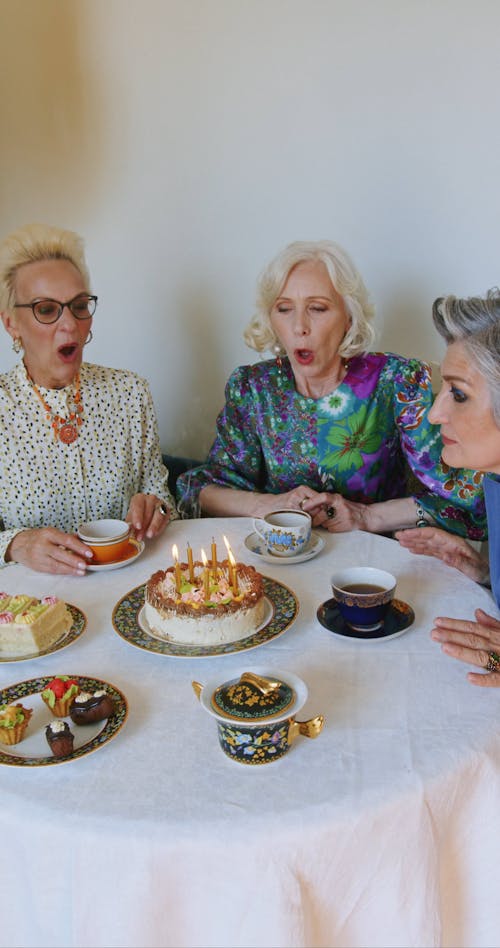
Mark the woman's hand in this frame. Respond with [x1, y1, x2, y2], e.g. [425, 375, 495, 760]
[432, 609, 500, 687]
[5, 528, 93, 575]
[301, 492, 371, 532]
[396, 526, 489, 583]
[126, 493, 173, 541]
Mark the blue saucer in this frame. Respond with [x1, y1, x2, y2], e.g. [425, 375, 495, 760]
[317, 598, 415, 641]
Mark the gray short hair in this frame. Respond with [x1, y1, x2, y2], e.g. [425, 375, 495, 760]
[0, 223, 90, 311]
[432, 289, 500, 424]
[243, 239, 375, 357]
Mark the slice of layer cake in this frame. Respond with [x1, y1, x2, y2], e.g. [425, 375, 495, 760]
[0, 594, 72, 656]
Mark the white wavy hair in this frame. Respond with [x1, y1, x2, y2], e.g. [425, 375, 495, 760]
[0, 223, 90, 311]
[244, 239, 376, 358]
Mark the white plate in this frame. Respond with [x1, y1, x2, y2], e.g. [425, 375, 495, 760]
[244, 531, 324, 564]
[86, 539, 144, 572]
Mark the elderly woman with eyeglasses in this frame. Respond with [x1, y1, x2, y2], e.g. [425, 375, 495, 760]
[0, 223, 176, 575]
[397, 291, 500, 687]
[177, 239, 485, 539]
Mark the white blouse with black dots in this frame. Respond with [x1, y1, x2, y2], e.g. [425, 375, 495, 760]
[0, 361, 177, 564]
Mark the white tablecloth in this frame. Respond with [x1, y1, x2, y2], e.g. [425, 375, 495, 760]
[1, 520, 500, 948]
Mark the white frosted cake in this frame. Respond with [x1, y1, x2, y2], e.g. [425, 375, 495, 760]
[0, 594, 72, 656]
[144, 559, 266, 646]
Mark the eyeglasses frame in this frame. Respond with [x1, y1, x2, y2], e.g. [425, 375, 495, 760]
[13, 294, 98, 325]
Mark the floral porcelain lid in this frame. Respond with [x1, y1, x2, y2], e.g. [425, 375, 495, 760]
[210, 671, 296, 722]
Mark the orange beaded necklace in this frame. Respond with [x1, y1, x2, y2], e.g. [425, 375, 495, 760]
[29, 372, 84, 444]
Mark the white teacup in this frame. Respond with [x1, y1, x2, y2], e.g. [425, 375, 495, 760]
[253, 509, 312, 558]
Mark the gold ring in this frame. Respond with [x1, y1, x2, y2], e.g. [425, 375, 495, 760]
[486, 651, 500, 672]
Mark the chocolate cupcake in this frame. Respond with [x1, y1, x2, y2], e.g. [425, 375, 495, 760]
[69, 689, 115, 725]
[45, 720, 74, 757]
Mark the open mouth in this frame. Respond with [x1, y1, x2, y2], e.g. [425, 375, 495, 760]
[295, 349, 314, 365]
[58, 344, 78, 359]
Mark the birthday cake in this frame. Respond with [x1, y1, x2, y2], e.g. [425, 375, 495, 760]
[144, 556, 267, 647]
[0, 594, 72, 657]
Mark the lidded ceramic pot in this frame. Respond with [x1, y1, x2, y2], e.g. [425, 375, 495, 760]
[192, 667, 324, 765]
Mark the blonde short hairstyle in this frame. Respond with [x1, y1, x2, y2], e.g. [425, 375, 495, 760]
[244, 239, 376, 357]
[0, 223, 90, 311]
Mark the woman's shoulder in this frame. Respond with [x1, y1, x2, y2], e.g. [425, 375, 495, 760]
[225, 357, 286, 390]
[81, 362, 151, 392]
[356, 351, 430, 381]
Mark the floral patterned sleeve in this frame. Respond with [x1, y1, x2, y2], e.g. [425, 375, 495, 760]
[177, 367, 267, 514]
[393, 356, 486, 539]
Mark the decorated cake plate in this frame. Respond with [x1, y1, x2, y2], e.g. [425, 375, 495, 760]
[112, 576, 299, 658]
[0, 604, 87, 664]
[0, 674, 127, 767]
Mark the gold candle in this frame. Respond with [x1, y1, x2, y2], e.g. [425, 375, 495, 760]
[211, 537, 217, 578]
[223, 535, 234, 585]
[172, 544, 181, 594]
[228, 549, 239, 596]
[187, 542, 194, 583]
[201, 549, 210, 600]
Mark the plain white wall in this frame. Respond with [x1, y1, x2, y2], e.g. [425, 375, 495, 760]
[1, 0, 499, 458]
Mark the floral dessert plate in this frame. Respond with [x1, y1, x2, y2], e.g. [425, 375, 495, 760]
[0, 674, 127, 767]
[0, 604, 87, 664]
[112, 576, 299, 658]
[86, 538, 144, 572]
[244, 531, 324, 564]
[317, 598, 415, 642]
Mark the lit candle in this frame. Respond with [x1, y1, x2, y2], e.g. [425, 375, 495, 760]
[172, 544, 181, 594]
[228, 549, 239, 596]
[187, 542, 194, 583]
[223, 535, 234, 584]
[211, 537, 217, 578]
[201, 548, 210, 600]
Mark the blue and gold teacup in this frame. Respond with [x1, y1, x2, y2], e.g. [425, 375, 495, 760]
[331, 567, 396, 632]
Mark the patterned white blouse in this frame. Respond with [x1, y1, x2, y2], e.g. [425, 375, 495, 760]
[0, 361, 177, 564]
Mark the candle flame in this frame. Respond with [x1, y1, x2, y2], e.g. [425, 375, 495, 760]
[223, 535, 231, 553]
[172, 544, 179, 562]
[228, 549, 236, 567]
[200, 548, 208, 566]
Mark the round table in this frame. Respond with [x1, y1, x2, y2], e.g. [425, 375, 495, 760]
[1, 519, 500, 948]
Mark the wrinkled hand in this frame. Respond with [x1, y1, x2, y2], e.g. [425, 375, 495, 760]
[432, 609, 500, 687]
[126, 493, 172, 542]
[395, 526, 488, 583]
[301, 492, 370, 533]
[6, 527, 93, 576]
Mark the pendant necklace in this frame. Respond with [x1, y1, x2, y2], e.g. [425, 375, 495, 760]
[29, 372, 84, 444]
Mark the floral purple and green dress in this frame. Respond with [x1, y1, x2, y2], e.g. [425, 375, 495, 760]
[177, 353, 486, 538]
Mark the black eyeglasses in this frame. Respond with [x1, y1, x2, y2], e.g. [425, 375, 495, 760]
[14, 294, 98, 325]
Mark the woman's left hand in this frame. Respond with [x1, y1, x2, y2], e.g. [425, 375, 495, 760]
[126, 493, 172, 541]
[432, 608, 500, 687]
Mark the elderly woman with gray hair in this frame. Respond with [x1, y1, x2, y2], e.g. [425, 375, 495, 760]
[398, 290, 500, 687]
[177, 239, 485, 538]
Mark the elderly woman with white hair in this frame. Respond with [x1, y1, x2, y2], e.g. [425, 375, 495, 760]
[177, 239, 485, 537]
[397, 290, 500, 686]
[0, 222, 176, 575]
